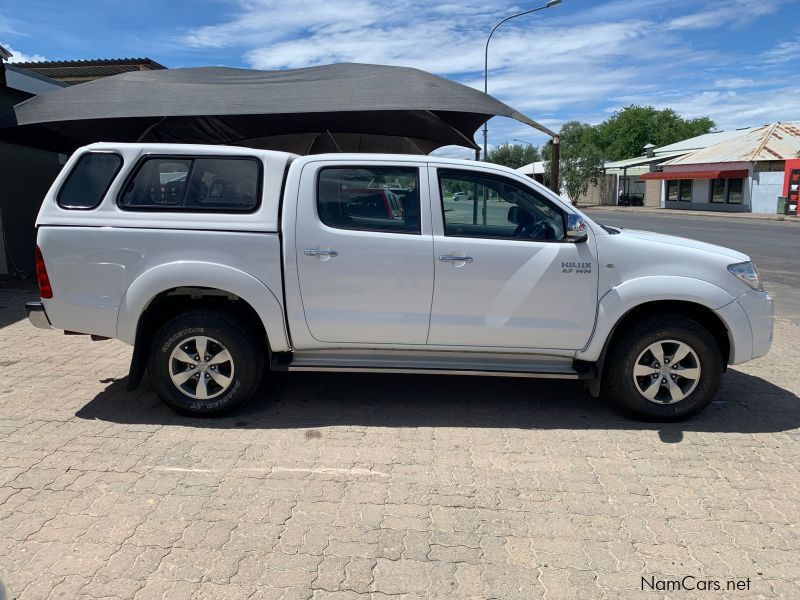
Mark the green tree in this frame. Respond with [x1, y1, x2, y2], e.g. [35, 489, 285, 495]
[588, 105, 715, 161]
[486, 143, 540, 169]
[545, 121, 604, 206]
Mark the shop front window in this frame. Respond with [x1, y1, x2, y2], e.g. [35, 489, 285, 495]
[679, 180, 693, 202]
[667, 180, 679, 201]
[727, 178, 744, 204]
[710, 179, 726, 203]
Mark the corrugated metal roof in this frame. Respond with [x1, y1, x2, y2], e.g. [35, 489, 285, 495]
[4, 64, 67, 93]
[604, 150, 688, 169]
[602, 129, 754, 175]
[665, 122, 800, 165]
[654, 128, 753, 155]
[642, 169, 749, 180]
[11, 58, 166, 84]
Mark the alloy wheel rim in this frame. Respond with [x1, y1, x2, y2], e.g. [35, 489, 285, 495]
[169, 335, 235, 400]
[632, 339, 701, 405]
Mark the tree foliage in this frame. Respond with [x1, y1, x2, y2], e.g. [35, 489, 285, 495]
[587, 105, 715, 161]
[544, 121, 604, 205]
[486, 143, 540, 169]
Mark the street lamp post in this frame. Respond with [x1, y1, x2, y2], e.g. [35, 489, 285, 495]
[482, 0, 561, 161]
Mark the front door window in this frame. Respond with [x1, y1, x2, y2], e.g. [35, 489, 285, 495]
[438, 170, 566, 241]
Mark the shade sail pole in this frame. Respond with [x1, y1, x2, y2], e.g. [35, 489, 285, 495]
[402, 137, 426, 154]
[326, 130, 343, 152]
[423, 111, 480, 151]
[135, 116, 166, 142]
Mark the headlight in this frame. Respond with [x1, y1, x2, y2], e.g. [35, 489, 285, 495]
[728, 261, 764, 291]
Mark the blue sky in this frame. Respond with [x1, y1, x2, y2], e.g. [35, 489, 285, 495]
[2, 0, 799, 157]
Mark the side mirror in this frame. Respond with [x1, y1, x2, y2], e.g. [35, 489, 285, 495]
[566, 213, 588, 243]
[507, 205, 521, 224]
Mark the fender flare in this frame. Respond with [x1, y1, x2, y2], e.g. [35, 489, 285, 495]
[116, 261, 290, 351]
[576, 276, 737, 364]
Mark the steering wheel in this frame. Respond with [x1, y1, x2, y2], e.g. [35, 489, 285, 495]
[513, 213, 539, 239]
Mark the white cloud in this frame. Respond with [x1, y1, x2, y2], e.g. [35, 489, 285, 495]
[0, 15, 23, 35]
[666, 0, 784, 30]
[177, 0, 799, 148]
[713, 78, 755, 89]
[612, 85, 800, 132]
[761, 41, 800, 64]
[0, 41, 46, 63]
[183, 0, 385, 49]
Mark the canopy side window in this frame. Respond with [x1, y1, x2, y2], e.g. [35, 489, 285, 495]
[57, 152, 123, 210]
[118, 155, 261, 213]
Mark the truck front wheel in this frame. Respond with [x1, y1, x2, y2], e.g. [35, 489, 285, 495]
[603, 314, 723, 421]
[148, 310, 264, 416]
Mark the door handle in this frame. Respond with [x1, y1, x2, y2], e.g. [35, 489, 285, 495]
[439, 255, 473, 263]
[304, 248, 339, 257]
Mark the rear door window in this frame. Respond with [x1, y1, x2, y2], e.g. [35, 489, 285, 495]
[57, 152, 123, 209]
[317, 167, 420, 234]
[119, 156, 261, 212]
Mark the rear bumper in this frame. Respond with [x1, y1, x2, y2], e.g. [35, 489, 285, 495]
[26, 302, 53, 330]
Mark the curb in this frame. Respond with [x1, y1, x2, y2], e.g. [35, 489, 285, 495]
[580, 205, 797, 223]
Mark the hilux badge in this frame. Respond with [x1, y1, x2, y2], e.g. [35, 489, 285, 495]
[562, 261, 592, 274]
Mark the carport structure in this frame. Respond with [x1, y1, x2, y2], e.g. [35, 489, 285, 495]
[0, 62, 557, 173]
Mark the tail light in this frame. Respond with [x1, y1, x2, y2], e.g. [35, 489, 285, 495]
[35, 245, 53, 299]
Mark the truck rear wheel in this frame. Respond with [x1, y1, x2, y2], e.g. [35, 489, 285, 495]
[148, 310, 264, 417]
[603, 314, 723, 421]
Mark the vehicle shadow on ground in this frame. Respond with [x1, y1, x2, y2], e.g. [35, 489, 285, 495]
[76, 368, 800, 437]
[0, 286, 37, 331]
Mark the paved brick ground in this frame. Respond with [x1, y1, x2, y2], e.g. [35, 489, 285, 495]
[1, 286, 799, 599]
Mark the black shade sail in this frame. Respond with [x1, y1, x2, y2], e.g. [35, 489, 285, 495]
[0, 62, 555, 154]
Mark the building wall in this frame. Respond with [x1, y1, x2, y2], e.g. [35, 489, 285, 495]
[575, 174, 616, 205]
[644, 179, 661, 207]
[0, 71, 65, 277]
[691, 179, 712, 207]
[0, 143, 63, 276]
[751, 170, 783, 214]
[0, 206, 7, 275]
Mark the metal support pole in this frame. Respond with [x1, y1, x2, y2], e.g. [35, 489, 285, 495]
[550, 135, 560, 194]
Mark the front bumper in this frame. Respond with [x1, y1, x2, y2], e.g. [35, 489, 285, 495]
[738, 289, 774, 359]
[714, 290, 773, 364]
[26, 302, 53, 330]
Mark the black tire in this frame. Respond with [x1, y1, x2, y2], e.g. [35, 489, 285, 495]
[148, 310, 264, 417]
[603, 314, 723, 421]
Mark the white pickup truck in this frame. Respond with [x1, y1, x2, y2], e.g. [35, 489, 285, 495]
[27, 143, 773, 421]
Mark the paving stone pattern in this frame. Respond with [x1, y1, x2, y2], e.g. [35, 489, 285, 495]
[0, 288, 798, 599]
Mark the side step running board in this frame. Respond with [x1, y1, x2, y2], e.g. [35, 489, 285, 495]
[286, 365, 581, 379]
[270, 351, 594, 380]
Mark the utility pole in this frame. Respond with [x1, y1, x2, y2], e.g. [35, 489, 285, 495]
[482, 1, 562, 161]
